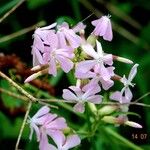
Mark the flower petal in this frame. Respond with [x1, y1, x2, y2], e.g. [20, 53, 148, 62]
[56, 55, 74, 73]
[74, 102, 85, 113]
[62, 89, 78, 101]
[63, 134, 81, 150]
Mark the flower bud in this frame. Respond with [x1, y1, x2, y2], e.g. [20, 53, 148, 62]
[102, 116, 126, 125]
[88, 103, 97, 115]
[125, 121, 142, 128]
[101, 116, 117, 124]
[63, 127, 71, 134]
[113, 55, 133, 64]
[98, 105, 118, 116]
[87, 34, 97, 47]
[24, 68, 48, 83]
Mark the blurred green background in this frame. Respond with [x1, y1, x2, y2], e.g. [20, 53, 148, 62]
[0, 0, 150, 149]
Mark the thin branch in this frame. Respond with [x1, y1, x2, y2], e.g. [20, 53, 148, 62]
[0, 87, 28, 101]
[134, 91, 150, 103]
[38, 98, 150, 108]
[0, 81, 57, 108]
[0, 0, 26, 23]
[15, 101, 32, 150]
[0, 20, 46, 43]
[0, 71, 37, 102]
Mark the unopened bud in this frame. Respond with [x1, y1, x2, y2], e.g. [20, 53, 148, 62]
[101, 116, 117, 124]
[113, 55, 133, 64]
[87, 34, 97, 47]
[98, 105, 118, 116]
[102, 116, 126, 125]
[24, 68, 48, 83]
[63, 127, 71, 134]
[88, 103, 97, 115]
[125, 121, 142, 128]
[31, 64, 49, 71]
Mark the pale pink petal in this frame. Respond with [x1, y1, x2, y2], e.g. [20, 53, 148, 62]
[81, 44, 98, 59]
[42, 113, 57, 125]
[55, 55, 74, 73]
[110, 91, 122, 102]
[69, 86, 83, 98]
[103, 19, 113, 41]
[46, 117, 67, 130]
[33, 35, 44, 52]
[128, 64, 139, 82]
[100, 78, 114, 90]
[57, 32, 66, 48]
[33, 106, 50, 119]
[93, 16, 108, 36]
[49, 58, 57, 76]
[62, 89, 78, 101]
[32, 48, 44, 65]
[64, 29, 82, 48]
[74, 102, 85, 113]
[91, 18, 102, 26]
[121, 75, 128, 85]
[30, 123, 40, 141]
[43, 52, 50, 63]
[103, 54, 113, 65]
[55, 48, 74, 58]
[63, 134, 81, 149]
[86, 95, 102, 104]
[82, 84, 100, 99]
[47, 30, 58, 49]
[73, 22, 86, 33]
[75, 60, 97, 78]
[47, 130, 65, 149]
[40, 22, 57, 30]
[96, 40, 103, 57]
[125, 87, 133, 101]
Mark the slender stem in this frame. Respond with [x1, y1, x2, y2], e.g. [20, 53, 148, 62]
[0, 20, 46, 43]
[0, 87, 28, 101]
[0, 71, 37, 102]
[134, 91, 150, 103]
[104, 127, 143, 150]
[0, 0, 26, 23]
[15, 101, 32, 150]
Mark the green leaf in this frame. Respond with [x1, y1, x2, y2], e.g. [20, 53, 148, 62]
[0, 79, 22, 108]
[49, 70, 64, 86]
[56, 16, 76, 26]
[27, 0, 50, 10]
[66, 70, 76, 85]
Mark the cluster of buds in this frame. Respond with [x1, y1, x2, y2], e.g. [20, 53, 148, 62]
[26, 15, 142, 149]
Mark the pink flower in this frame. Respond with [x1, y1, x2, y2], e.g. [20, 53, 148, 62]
[47, 130, 81, 150]
[75, 40, 113, 82]
[91, 15, 113, 41]
[56, 22, 82, 49]
[110, 64, 139, 103]
[73, 22, 86, 33]
[28, 106, 67, 141]
[62, 83, 102, 113]
[28, 106, 51, 141]
[43, 46, 74, 76]
[87, 65, 115, 90]
[32, 23, 57, 66]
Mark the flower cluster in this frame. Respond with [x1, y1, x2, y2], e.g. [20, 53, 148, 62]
[28, 106, 80, 150]
[26, 15, 142, 149]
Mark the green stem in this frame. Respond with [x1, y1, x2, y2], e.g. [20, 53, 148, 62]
[104, 127, 143, 150]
